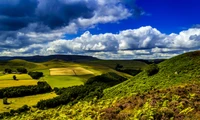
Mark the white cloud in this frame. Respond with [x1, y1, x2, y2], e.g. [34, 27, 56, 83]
[1, 26, 200, 59]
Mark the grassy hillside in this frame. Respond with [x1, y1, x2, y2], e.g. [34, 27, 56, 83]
[85, 60, 147, 70]
[0, 59, 46, 71]
[103, 51, 200, 99]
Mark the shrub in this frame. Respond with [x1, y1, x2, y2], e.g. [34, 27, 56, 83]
[28, 72, 43, 79]
[4, 68, 12, 74]
[145, 63, 159, 76]
[3, 97, 8, 104]
[13, 75, 17, 80]
[16, 67, 28, 74]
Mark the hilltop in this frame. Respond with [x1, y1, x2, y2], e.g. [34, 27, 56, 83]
[0, 55, 99, 62]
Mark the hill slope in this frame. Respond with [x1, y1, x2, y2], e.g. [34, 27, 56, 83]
[103, 51, 200, 99]
[0, 55, 98, 62]
[0, 59, 46, 71]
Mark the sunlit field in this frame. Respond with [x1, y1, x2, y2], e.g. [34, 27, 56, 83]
[0, 80, 38, 88]
[49, 67, 94, 76]
[0, 92, 57, 113]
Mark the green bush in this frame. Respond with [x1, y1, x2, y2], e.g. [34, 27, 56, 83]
[3, 97, 8, 104]
[16, 67, 28, 74]
[28, 72, 43, 79]
[145, 63, 159, 76]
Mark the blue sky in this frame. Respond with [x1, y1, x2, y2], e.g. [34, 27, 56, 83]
[0, 0, 200, 59]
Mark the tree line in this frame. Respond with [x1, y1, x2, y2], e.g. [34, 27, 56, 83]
[0, 81, 52, 98]
[36, 72, 127, 109]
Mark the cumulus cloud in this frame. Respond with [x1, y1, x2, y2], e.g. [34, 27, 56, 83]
[0, 1, 200, 59]
[1, 25, 200, 59]
[1, 26, 196, 59]
[0, 0, 141, 55]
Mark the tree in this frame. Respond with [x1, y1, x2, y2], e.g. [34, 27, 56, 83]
[4, 69, 12, 74]
[28, 72, 43, 79]
[16, 68, 27, 74]
[3, 97, 8, 104]
[13, 75, 17, 80]
[145, 63, 159, 76]
[115, 63, 123, 71]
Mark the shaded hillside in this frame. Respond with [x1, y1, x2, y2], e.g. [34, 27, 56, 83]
[0, 55, 99, 62]
[85, 60, 147, 70]
[0, 59, 46, 71]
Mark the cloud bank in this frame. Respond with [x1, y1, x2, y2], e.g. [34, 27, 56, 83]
[1, 25, 200, 59]
[0, 0, 200, 59]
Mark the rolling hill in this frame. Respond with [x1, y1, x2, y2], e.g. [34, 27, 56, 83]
[2, 51, 200, 119]
[0, 55, 99, 62]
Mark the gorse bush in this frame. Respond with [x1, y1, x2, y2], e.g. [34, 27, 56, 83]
[145, 63, 159, 76]
[0, 105, 30, 119]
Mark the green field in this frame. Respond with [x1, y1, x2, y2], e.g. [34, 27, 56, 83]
[0, 74, 38, 88]
[37, 69, 89, 88]
[0, 74, 32, 80]
[0, 58, 146, 118]
[0, 92, 57, 113]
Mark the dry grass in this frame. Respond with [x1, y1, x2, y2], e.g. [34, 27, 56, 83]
[49, 67, 93, 76]
[0, 80, 38, 88]
[0, 92, 57, 113]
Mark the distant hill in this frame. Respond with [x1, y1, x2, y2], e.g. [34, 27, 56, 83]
[0, 55, 99, 62]
[0, 59, 46, 71]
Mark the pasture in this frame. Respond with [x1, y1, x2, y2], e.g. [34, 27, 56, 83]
[0, 92, 57, 113]
[49, 67, 94, 76]
[37, 69, 88, 88]
[0, 74, 32, 80]
[0, 80, 38, 88]
[0, 74, 38, 88]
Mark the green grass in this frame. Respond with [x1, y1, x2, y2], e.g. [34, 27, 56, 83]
[0, 92, 57, 113]
[0, 74, 32, 80]
[84, 60, 147, 70]
[36, 63, 131, 88]
[0, 80, 38, 88]
[103, 51, 200, 99]
[0, 59, 46, 71]
[37, 69, 89, 88]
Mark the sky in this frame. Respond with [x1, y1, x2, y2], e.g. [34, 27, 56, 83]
[0, 0, 200, 59]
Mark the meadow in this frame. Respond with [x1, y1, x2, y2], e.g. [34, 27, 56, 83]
[0, 74, 37, 88]
[0, 58, 146, 117]
[0, 92, 57, 113]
